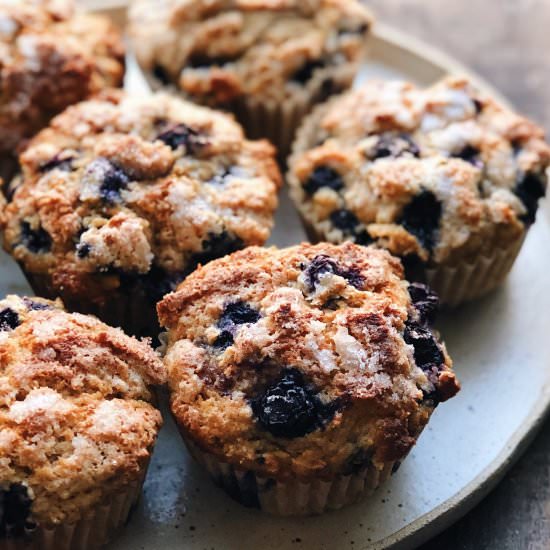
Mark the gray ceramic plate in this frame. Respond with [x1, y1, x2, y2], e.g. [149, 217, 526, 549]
[6, 7, 550, 548]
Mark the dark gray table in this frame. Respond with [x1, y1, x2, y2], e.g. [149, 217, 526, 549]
[365, 1, 550, 548]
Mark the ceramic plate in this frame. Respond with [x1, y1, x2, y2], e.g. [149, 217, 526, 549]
[5, 6, 550, 548]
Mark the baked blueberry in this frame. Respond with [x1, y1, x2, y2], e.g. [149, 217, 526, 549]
[370, 133, 420, 160]
[303, 254, 364, 291]
[404, 321, 444, 370]
[219, 302, 260, 329]
[342, 447, 374, 475]
[98, 160, 130, 203]
[303, 255, 340, 291]
[22, 298, 54, 311]
[188, 53, 239, 69]
[408, 283, 439, 325]
[152, 64, 171, 85]
[515, 172, 546, 225]
[291, 59, 326, 84]
[0, 483, 33, 538]
[193, 231, 244, 267]
[399, 191, 442, 251]
[0, 308, 20, 331]
[354, 229, 374, 246]
[76, 242, 92, 259]
[20, 221, 52, 254]
[213, 330, 234, 349]
[330, 209, 360, 234]
[303, 166, 344, 196]
[252, 369, 336, 438]
[453, 145, 482, 167]
[156, 124, 206, 154]
[39, 154, 74, 173]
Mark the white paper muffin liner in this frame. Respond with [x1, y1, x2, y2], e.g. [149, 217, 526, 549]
[184, 439, 396, 516]
[424, 236, 526, 307]
[2, 470, 147, 550]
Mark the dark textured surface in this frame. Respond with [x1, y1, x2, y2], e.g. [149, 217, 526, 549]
[365, 1, 550, 548]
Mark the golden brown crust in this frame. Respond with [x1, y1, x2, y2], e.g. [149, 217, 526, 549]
[0, 92, 281, 313]
[0, 0, 125, 155]
[128, 0, 373, 104]
[0, 295, 164, 529]
[159, 243, 459, 481]
[288, 77, 550, 266]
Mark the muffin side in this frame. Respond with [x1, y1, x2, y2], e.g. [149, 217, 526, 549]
[288, 77, 550, 304]
[0, 91, 282, 337]
[0, 295, 164, 547]
[159, 242, 459, 514]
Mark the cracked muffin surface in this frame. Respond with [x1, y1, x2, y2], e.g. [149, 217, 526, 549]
[0, 0, 124, 156]
[159, 242, 459, 481]
[128, 0, 373, 105]
[0, 90, 281, 335]
[288, 76, 550, 269]
[0, 295, 164, 534]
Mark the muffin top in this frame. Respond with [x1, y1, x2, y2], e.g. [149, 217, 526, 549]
[128, 0, 373, 104]
[0, 295, 164, 533]
[288, 77, 550, 267]
[0, 91, 281, 307]
[159, 242, 459, 480]
[0, 0, 124, 155]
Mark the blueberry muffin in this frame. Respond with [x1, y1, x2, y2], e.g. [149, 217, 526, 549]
[158, 242, 459, 515]
[0, 295, 164, 549]
[0, 0, 124, 161]
[0, 91, 282, 338]
[288, 76, 550, 306]
[128, 0, 373, 156]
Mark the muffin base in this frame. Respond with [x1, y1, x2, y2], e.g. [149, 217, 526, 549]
[185, 439, 396, 517]
[2, 473, 147, 550]
[23, 271, 162, 340]
[424, 236, 526, 307]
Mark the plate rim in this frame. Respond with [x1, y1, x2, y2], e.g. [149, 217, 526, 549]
[77, 4, 550, 548]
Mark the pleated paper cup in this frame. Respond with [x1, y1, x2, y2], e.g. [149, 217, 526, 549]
[183, 439, 399, 517]
[424, 236, 526, 307]
[2, 470, 148, 550]
[231, 64, 359, 161]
